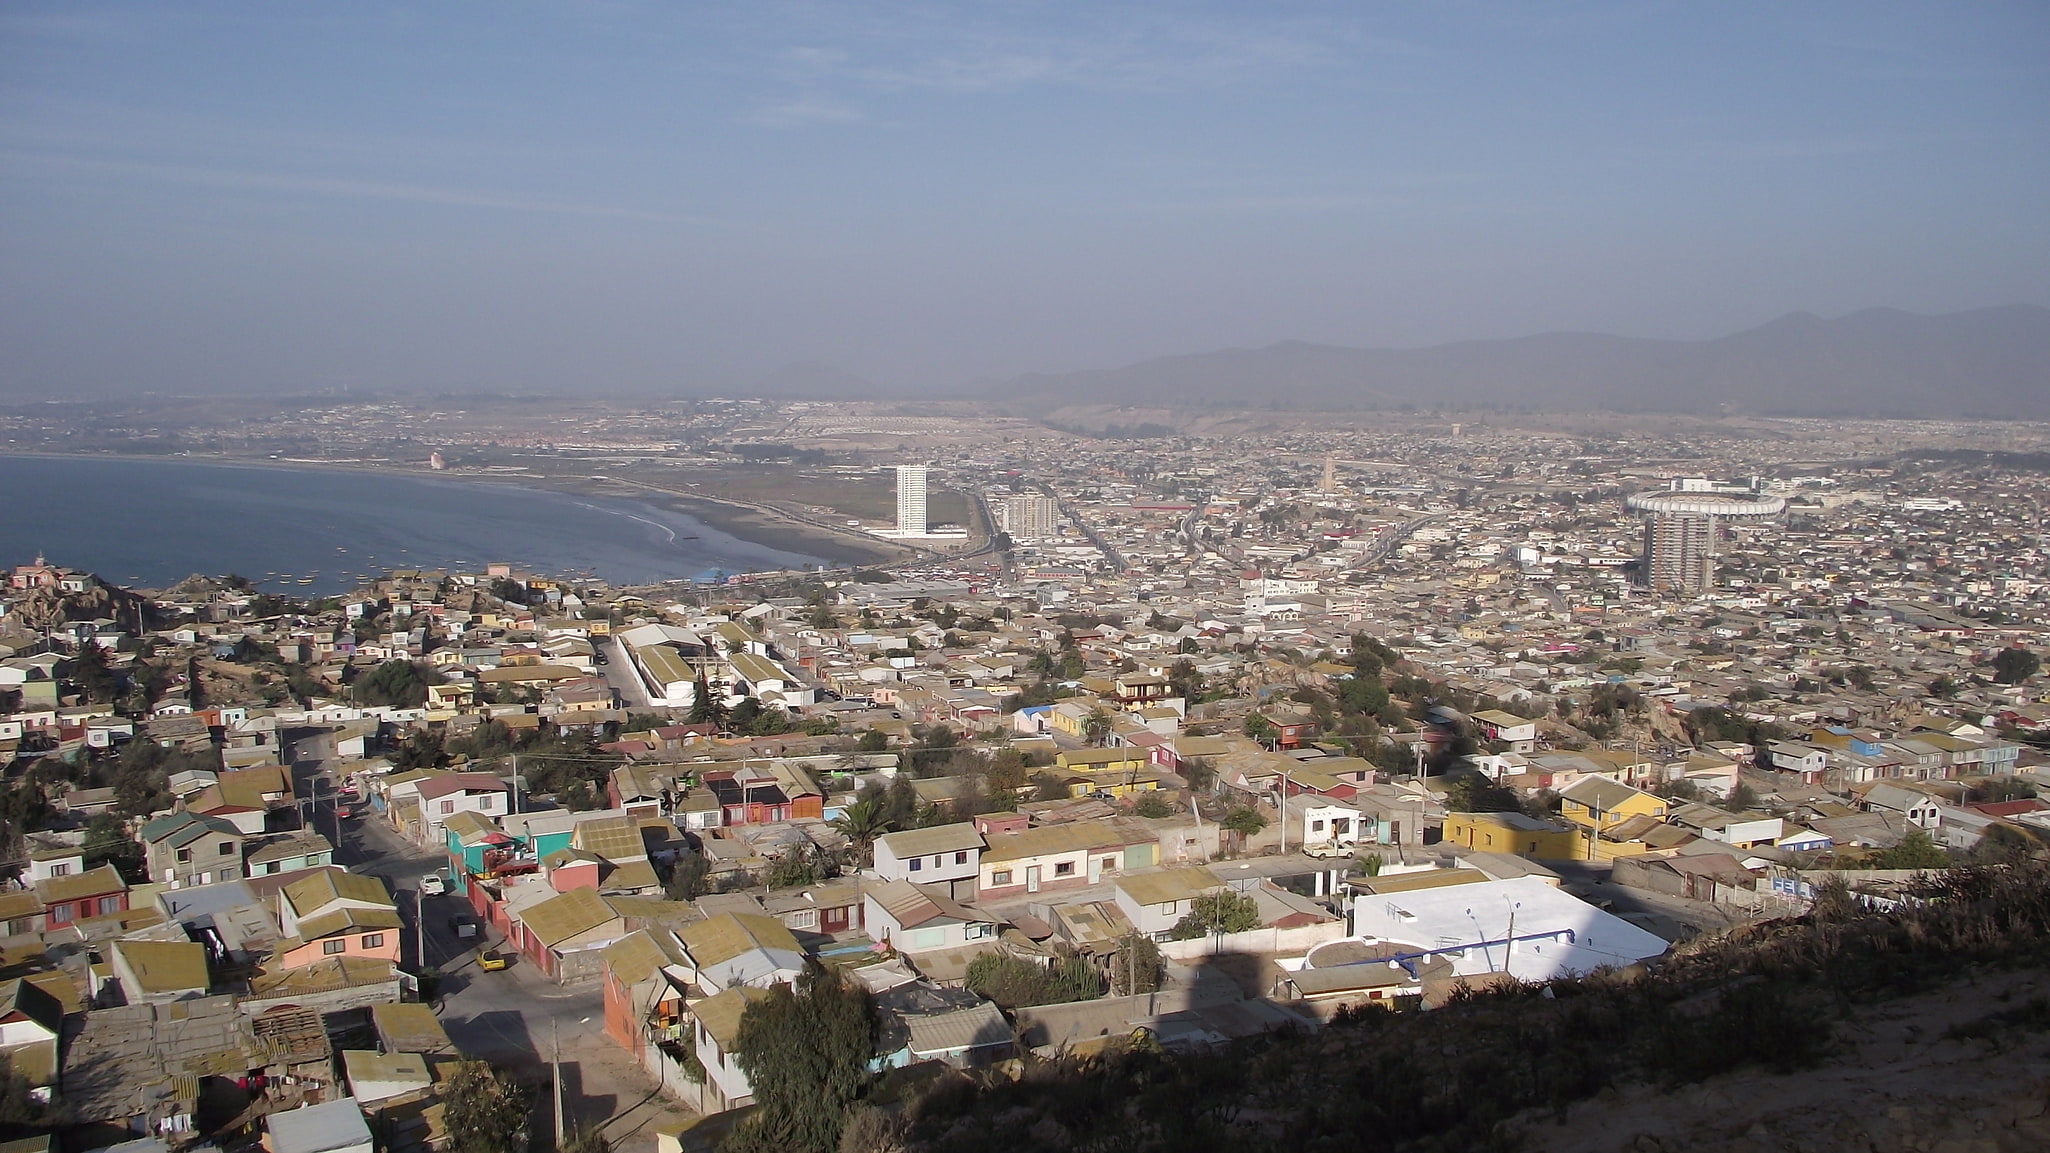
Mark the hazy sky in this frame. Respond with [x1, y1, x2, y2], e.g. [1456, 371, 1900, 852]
[3, 2, 2046, 397]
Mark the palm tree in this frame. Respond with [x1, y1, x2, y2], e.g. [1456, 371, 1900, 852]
[830, 799, 892, 866]
[1083, 708, 1115, 747]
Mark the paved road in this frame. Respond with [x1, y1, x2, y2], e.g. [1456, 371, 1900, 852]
[288, 732, 694, 1150]
[597, 639, 651, 710]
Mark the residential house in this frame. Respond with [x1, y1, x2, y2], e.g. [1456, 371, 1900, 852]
[107, 939, 211, 1005]
[862, 882, 1000, 982]
[0, 978, 64, 1089]
[265, 1097, 375, 1153]
[1341, 876, 1669, 983]
[33, 864, 128, 929]
[1113, 867, 1225, 939]
[675, 913, 807, 991]
[1665, 803, 1785, 849]
[276, 869, 402, 971]
[873, 823, 984, 900]
[413, 772, 509, 845]
[140, 811, 247, 888]
[1441, 812, 1580, 861]
[1472, 709, 1539, 753]
[1557, 777, 1668, 833]
[1290, 797, 1363, 856]
[1858, 782, 1943, 830]
[506, 885, 630, 981]
[975, 819, 1159, 900]
[688, 985, 773, 1114]
[244, 831, 335, 878]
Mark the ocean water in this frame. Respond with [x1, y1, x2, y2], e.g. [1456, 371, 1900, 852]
[0, 454, 829, 594]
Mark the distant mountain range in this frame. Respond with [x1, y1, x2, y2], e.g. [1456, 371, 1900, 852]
[992, 305, 2050, 418]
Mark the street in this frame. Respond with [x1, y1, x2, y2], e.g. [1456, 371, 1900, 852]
[288, 732, 693, 1151]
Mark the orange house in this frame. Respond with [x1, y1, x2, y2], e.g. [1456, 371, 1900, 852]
[275, 868, 403, 970]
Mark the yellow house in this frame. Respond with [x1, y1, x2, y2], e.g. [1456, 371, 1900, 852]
[1557, 778, 1668, 860]
[1442, 811, 1580, 861]
[1055, 748, 1151, 775]
[1060, 769, 1165, 799]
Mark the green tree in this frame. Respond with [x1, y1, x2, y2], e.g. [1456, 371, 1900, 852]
[1929, 675, 1959, 699]
[1132, 792, 1175, 819]
[442, 1061, 530, 1153]
[68, 641, 120, 704]
[1083, 708, 1115, 747]
[81, 811, 145, 883]
[1220, 807, 1267, 838]
[855, 729, 889, 752]
[666, 852, 712, 901]
[1168, 890, 1262, 940]
[726, 962, 878, 1153]
[764, 848, 824, 890]
[1867, 830, 1951, 871]
[1993, 647, 2041, 685]
[1242, 713, 1279, 744]
[964, 951, 1101, 1008]
[352, 659, 433, 708]
[1108, 932, 1163, 996]
[1442, 774, 1524, 814]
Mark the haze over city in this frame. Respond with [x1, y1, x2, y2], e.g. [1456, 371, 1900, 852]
[3, 2, 2047, 399]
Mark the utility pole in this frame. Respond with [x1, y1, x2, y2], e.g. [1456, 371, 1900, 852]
[552, 1018, 564, 1149]
[416, 890, 428, 973]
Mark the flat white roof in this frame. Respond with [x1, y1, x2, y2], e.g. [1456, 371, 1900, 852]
[1346, 876, 1669, 983]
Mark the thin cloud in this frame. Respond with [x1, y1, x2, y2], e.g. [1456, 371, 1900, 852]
[1, 150, 683, 223]
[749, 99, 869, 129]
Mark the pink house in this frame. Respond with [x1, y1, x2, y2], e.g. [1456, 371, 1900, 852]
[274, 868, 402, 970]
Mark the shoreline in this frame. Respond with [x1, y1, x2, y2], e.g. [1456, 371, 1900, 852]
[0, 448, 910, 575]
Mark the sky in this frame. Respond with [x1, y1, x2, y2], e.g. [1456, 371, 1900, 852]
[2, 1, 2046, 398]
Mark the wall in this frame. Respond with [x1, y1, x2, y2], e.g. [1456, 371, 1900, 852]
[1156, 921, 1347, 961]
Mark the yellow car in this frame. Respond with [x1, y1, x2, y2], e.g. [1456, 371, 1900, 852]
[477, 950, 510, 972]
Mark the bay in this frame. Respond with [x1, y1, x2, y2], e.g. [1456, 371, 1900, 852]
[0, 454, 829, 594]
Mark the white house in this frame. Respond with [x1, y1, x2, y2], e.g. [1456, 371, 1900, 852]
[1293, 799, 1364, 857]
[1861, 783, 1941, 830]
[676, 914, 807, 991]
[1472, 710, 1538, 753]
[690, 985, 772, 1114]
[412, 772, 509, 845]
[862, 880, 999, 956]
[1113, 867, 1226, 939]
[873, 823, 984, 900]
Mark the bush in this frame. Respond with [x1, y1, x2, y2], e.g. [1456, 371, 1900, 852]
[1132, 793, 1175, 819]
[1167, 891, 1261, 940]
[965, 951, 1102, 1008]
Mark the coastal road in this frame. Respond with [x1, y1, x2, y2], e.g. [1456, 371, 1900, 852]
[288, 732, 694, 1150]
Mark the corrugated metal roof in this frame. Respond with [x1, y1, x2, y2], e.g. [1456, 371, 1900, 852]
[112, 939, 209, 993]
[693, 985, 772, 1048]
[981, 821, 1140, 864]
[1115, 866, 1223, 910]
[905, 1002, 1012, 1057]
[572, 815, 647, 863]
[678, 912, 802, 968]
[283, 868, 392, 917]
[876, 822, 984, 859]
[519, 887, 619, 948]
[296, 906, 404, 941]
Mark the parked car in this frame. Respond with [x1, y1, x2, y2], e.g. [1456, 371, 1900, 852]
[477, 950, 510, 972]
[334, 806, 360, 821]
[419, 873, 447, 897]
[448, 917, 479, 940]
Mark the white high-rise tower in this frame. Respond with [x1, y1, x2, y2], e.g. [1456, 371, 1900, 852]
[896, 465, 929, 535]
